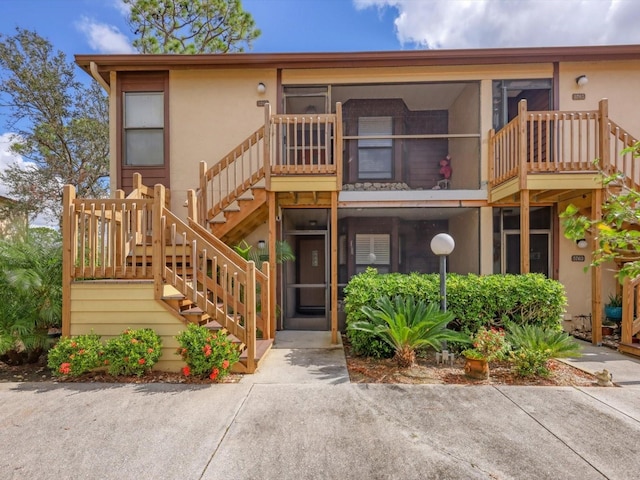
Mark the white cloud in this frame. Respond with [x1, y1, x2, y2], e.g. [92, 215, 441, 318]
[76, 16, 136, 54]
[112, 0, 131, 17]
[354, 0, 640, 48]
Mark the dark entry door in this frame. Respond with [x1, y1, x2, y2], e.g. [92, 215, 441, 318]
[505, 233, 550, 276]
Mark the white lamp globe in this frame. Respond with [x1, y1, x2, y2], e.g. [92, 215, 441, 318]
[430, 233, 455, 256]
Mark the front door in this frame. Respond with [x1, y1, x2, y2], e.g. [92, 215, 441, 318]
[283, 233, 329, 330]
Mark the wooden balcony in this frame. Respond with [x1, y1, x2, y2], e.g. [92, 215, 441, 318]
[489, 99, 638, 203]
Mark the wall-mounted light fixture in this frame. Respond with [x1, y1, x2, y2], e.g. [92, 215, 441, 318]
[575, 75, 588, 87]
[257, 240, 266, 249]
[576, 238, 588, 249]
[257, 82, 266, 94]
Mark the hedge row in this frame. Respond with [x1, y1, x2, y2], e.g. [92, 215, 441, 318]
[344, 268, 567, 357]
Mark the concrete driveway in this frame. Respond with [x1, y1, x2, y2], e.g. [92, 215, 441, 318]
[2, 332, 640, 479]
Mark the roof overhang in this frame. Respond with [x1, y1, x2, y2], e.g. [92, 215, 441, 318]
[75, 44, 640, 86]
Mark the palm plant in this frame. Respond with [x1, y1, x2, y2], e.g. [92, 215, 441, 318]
[348, 295, 470, 368]
[507, 324, 582, 358]
[0, 228, 62, 364]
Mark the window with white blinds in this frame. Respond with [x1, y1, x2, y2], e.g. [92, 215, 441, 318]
[358, 116, 392, 179]
[355, 234, 390, 265]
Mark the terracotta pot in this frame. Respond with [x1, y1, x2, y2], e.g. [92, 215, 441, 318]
[602, 326, 615, 336]
[464, 357, 489, 380]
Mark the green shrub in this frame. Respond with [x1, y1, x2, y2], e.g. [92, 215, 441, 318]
[176, 323, 240, 380]
[103, 328, 162, 377]
[344, 268, 567, 358]
[506, 324, 581, 378]
[47, 333, 103, 377]
[509, 348, 552, 377]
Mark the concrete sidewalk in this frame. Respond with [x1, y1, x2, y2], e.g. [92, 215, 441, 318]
[1, 332, 640, 480]
[561, 339, 640, 388]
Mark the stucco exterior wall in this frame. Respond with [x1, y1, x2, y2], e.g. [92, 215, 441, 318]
[449, 83, 480, 189]
[448, 208, 480, 274]
[168, 69, 277, 217]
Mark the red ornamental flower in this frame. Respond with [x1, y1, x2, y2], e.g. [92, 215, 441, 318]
[59, 363, 71, 375]
[138, 358, 146, 365]
[131, 338, 138, 344]
[147, 348, 154, 353]
[209, 368, 219, 380]
[222, 360, 229, 369]
[71, 342, 77, 348]
[78, 349, 85, 355]
[182, 366, 191, 377]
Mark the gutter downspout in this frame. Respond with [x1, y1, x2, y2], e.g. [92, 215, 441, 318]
[89, 61, 110, 94]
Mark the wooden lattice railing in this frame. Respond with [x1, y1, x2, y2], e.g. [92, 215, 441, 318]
[489, 99, 639, 190]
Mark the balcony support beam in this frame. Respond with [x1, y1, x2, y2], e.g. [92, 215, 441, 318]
[520, 189, 530, 274]
[591, 188, 603, 345]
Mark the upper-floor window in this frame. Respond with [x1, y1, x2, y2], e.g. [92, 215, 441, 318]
[358, 116, 392, 179]
[123, 92, 164, 165]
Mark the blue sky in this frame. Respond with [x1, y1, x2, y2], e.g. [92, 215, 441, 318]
[1, 0, 640, 225]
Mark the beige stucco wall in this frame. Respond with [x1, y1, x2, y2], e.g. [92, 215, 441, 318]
[559, 60, 640, 136]
[169, 69, 277, 217]
[448, 209, 480, 274]
[448, 83, 480, 190]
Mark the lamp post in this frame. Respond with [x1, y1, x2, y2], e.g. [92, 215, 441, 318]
[430, 233, 455, 312]
[431, 233, 455, 362]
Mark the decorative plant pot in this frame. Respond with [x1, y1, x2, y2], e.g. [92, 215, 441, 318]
[464, 357, 489, 380]
[602, 325, 615, 336]
[604, 306, 622, 321]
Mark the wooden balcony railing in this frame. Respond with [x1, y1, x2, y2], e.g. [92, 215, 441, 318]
[489, 98, 639, 190]
[621, 274, 640, 348]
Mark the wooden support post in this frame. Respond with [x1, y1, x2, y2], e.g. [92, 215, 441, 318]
[245, 260, 257, 373]
[591, 188, 603, 345]
[186, 189, 197, 221]
[132, 172, 143, 193]
[62, 185, 75, 338]
[335, 102, 343, 188]
[152, 184, 166, 301]
[199, 161, 207, 226]
[520, 190, 530, 274]
[264, 102, 272, 190]
[268, 190, 277, 339]
[488, 128, 495, 188]
[621, 275, 632, 345]
[598, 98, 610, 172]
[518, 100, 528, 190]
[331, 191, 339, 344]
[261, 262, 271, 340]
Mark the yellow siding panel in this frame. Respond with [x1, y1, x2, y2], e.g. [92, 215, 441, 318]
[271, 176, 338, 192]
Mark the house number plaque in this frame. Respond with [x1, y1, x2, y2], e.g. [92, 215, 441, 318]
[571, 255, 586, 262]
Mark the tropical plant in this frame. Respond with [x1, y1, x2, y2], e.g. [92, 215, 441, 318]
[233, 239, 295, 268]
[47, 333, 103, 377]
[506, 324, 581, 377]
[0, 228, 62, 364]
[176, 323, 240, 380]
[606, 293, 622, 307]
[462, 327, 508, 362]
[562, 143, 640, 281]
[124, 0, 260, 54]
[347, 295, 470, 368]
[103, 328, 162, 377]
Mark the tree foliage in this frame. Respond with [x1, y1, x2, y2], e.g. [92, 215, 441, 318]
[124, 0, 261, 54]
[561, 142, 640, 281]
[0, 28, 109, 225]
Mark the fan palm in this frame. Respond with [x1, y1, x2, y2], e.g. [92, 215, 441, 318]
[348, 295, 470, 368]
[507, 324, 581, 358]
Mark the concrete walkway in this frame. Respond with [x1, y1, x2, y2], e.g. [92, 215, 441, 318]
[1, 332, 640, 480]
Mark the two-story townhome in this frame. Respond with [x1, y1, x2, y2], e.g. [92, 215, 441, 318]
[65, 45, 640, 372]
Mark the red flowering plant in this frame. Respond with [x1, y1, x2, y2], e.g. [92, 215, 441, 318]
[47, 333, 103, 377]
[175, 323, 240, 380]
[103, 328, 162, 377]
[462, 327, 509, 362]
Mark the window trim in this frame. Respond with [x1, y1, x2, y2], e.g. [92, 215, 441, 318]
[116, 72, 170, 191]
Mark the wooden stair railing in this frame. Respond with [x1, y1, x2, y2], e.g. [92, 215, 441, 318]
[620, 274, 640, 356]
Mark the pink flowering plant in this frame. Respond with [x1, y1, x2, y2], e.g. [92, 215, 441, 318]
[463, 327, 509, 362]
[47, 333, 103, 377]
[103, 328, 162, 377]
[175, 323, 240, 380]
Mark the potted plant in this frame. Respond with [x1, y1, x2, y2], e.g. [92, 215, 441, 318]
[604, 293, 623, 322]
[462, 327, 508, 380]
